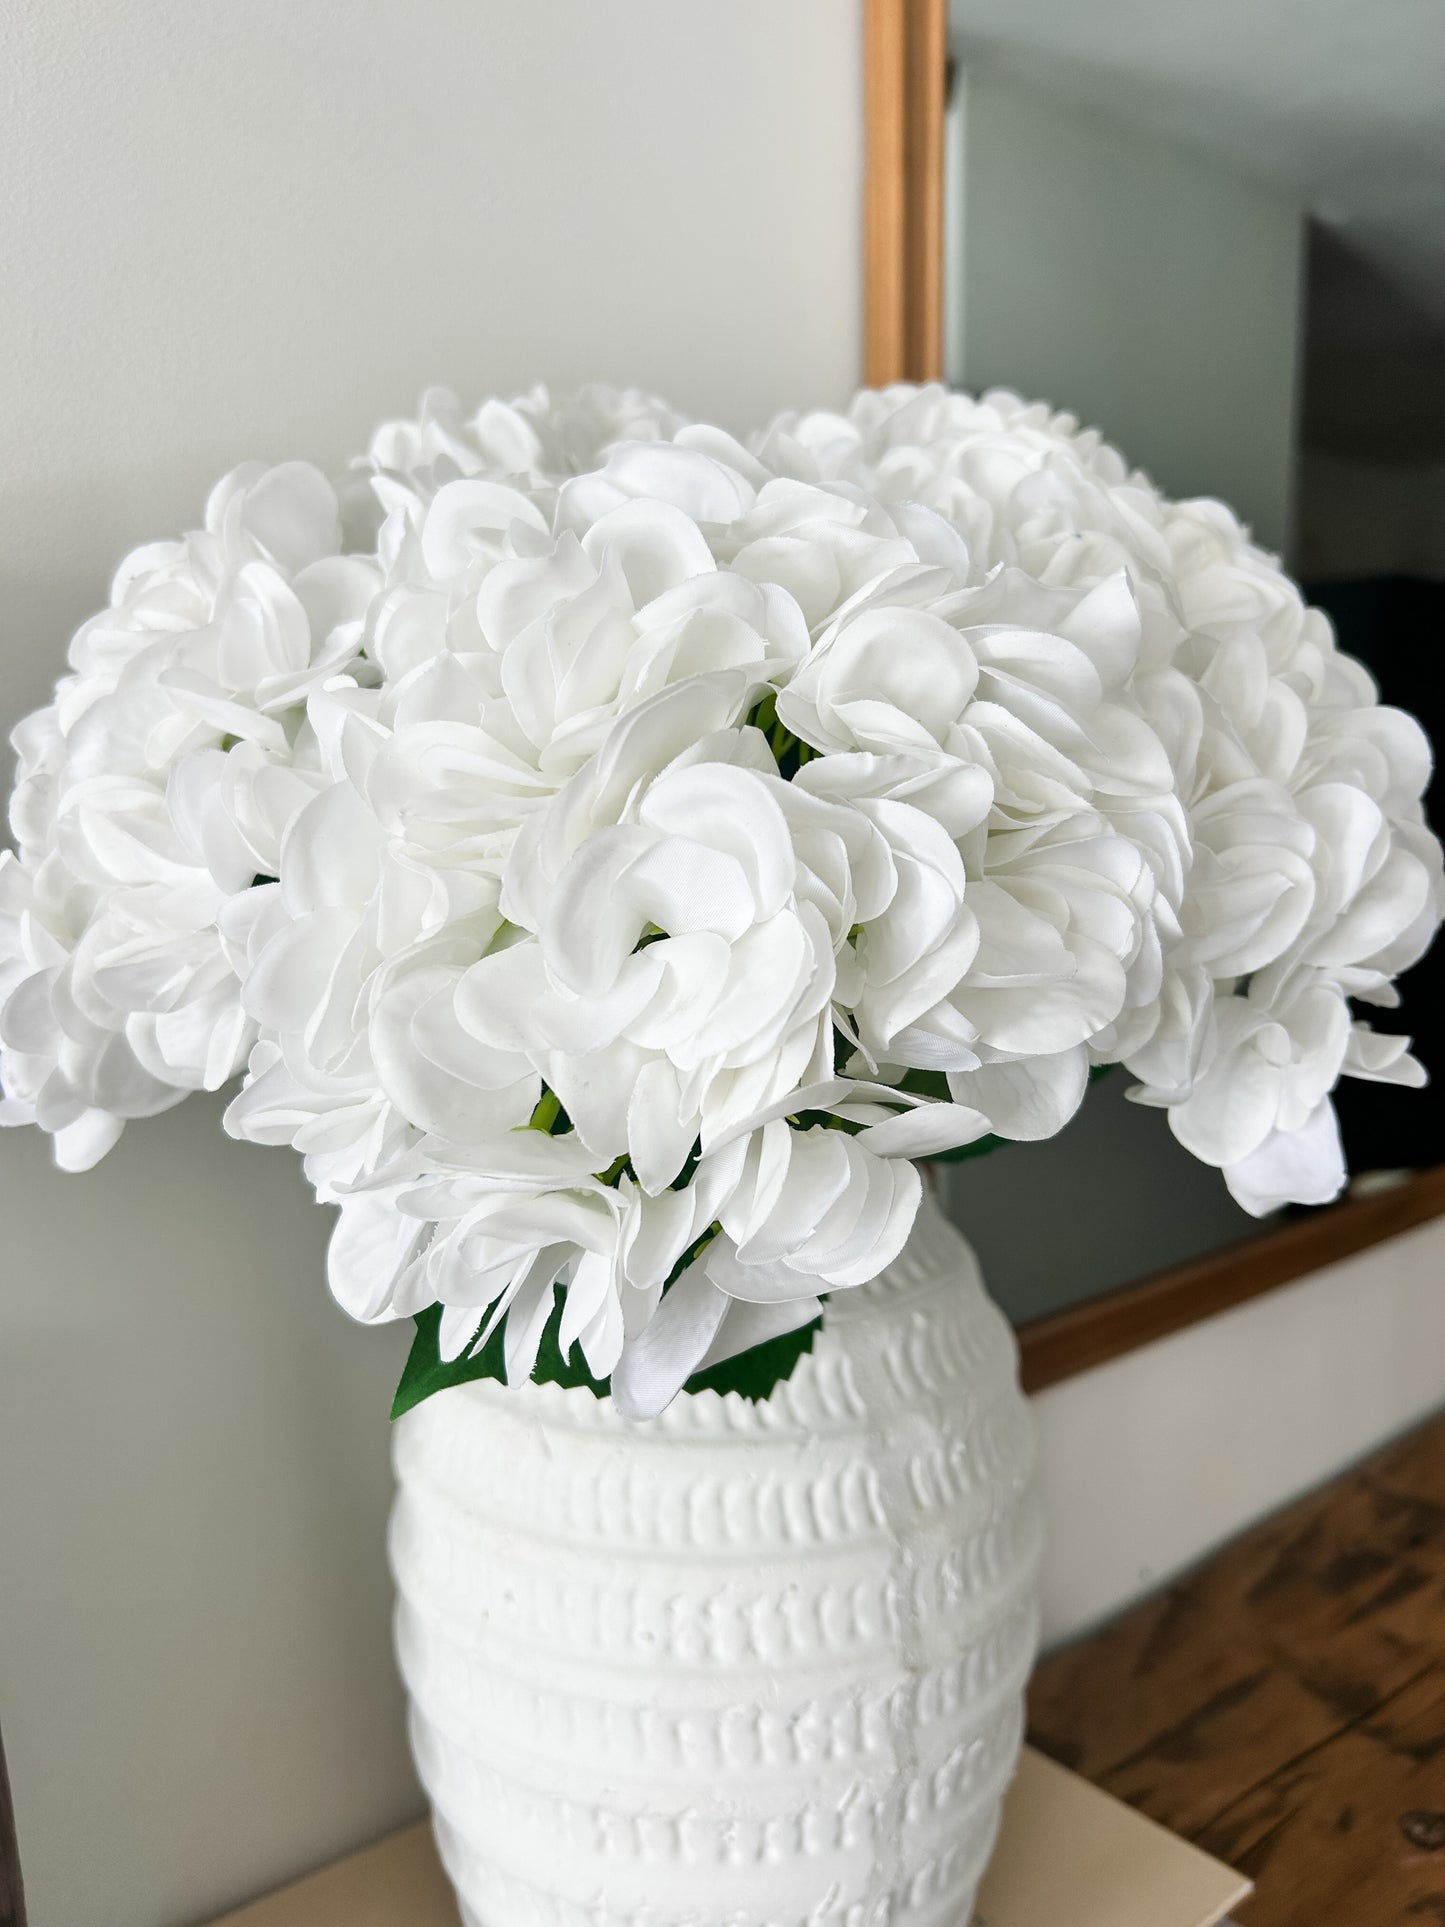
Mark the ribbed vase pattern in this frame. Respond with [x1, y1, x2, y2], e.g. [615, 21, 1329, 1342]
[389, 1195, 1041, 1926]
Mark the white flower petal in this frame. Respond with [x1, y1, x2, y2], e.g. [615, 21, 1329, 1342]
[1223, 1100, 1346, 1215]
[854, 1103, 991, 1157]
[327, 1191, 428, 1324]
[610, 1259, 730, 1420]
[946, 1049, 1090, 1141]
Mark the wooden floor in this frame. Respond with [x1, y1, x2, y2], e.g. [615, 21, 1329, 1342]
[1029, 1409, 1445, 1925]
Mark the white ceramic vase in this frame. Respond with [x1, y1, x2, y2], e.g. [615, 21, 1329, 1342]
[389, 1192, 1041, 1926]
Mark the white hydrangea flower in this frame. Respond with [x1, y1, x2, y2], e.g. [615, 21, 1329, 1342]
[0, 460, 373, 1165]
[1136, 490, 1445, 1206]
[762, 385, 1444, 1217]
[5, 381, 1440, 1415]
[367, 381, 690, 492]
[754, 383, 1174, 595]
[224, 442, 971, 1411]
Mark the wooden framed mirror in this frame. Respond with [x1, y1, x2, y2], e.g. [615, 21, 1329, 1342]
[863, 0, 1445, 1390]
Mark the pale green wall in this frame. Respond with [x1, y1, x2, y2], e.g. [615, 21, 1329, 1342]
[949, 68, 1305, 554]
[0, 5, 864, 1924]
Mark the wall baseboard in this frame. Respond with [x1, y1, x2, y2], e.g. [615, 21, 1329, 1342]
[1031, 1213, 1445, 1646]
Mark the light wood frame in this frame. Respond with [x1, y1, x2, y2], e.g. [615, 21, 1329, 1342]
[863, 3, 1445, 1384]
[1016, 1164, 1445, 1392]
[864, 0, 947, 385]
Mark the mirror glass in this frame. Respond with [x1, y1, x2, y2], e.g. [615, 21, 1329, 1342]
[939, 6, 1445, 1326]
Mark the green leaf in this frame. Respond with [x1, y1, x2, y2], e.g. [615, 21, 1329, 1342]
[743, 690, 813, 780]
[391, 1290, 610, 1421]
[391, 1282, 826, 1419]
[683, 1311, 823, 1399]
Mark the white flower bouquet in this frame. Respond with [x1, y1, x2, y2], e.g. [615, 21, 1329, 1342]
[3, 385, 1440, 1418]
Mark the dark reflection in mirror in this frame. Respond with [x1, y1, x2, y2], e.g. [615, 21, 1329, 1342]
[944, 1074, 1262, 1326]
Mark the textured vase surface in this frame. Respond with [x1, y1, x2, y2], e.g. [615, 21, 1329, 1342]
[389, 1193, 1042, 1926]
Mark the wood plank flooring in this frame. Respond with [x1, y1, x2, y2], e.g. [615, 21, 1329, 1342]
[1028, 1409, 1445, 1924]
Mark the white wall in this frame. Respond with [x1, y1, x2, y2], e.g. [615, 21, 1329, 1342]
[0, 4, 863, 1924]
[1033, 1215, 1445, 1646]
[0, 0, 863, 788]
[949, 67, 1304, 554]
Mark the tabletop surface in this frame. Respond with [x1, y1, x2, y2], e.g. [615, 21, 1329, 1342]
[212, 1748, 1249, 1927]
[1028, 1407, 1445, 1926]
